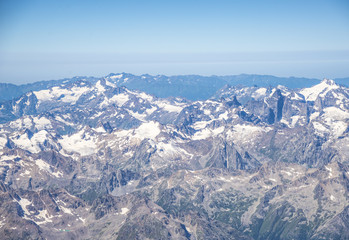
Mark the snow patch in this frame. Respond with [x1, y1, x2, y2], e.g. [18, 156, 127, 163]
[0, 137, 7, 149]
[300, 79, 339, 101]
[110, 74, 123, 79]
[120, 208, 129, 215]
[229, 124, 270, 143]
[32, 117, 51, 130]
[134, 121, 161, 140]
[60, 206, 73, 215]
[100, 93, 129, 108]
[290, 115, 300, 127]
[156, 101, 183, 113]
[105, 80, 116, 87]
[145, 106, 158, 115]
[94, 127, 106, 133]
[36, 209, 53, 224]
[252, 88, 267, 99]
[137, 92, 153, 102]
[55, 115, 73, 126]
[127, 110, 147, 122]
[312, 122, 329, 136]
[310, 112, 320, 121]
[59, 130, 97, 156]
[95, 80, 106, 93]
[219, 111, 229, 120]
[12, 130, 50, 153]
[34, 86, 90, 104]
[323, 107, 349, 121]
[18, 198, 32, 216]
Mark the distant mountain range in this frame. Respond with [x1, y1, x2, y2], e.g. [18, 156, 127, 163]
[1, 73, 348, 102]
[0, 74, 349, 239]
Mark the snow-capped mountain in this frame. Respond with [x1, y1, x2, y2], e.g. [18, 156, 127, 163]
[1, 73, 348, 103]
[0, 77, 348, 239]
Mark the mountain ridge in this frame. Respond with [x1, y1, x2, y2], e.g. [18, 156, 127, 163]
[1, 73, 348, 102]
[0, 76, 348, 239]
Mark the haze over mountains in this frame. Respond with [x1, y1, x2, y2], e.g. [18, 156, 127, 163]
[1, 73, 348, 103]
[0, 74, 348, 239]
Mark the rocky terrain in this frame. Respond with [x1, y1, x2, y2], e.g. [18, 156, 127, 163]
[0, 75, 348, 239]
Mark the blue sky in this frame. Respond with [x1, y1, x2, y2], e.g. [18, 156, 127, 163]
[0, 0, 349, 84]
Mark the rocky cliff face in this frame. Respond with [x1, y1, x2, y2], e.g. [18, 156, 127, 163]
[0, 77, 348, 239]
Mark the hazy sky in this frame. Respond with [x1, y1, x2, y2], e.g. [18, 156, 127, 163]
[1, 0, 349, 84]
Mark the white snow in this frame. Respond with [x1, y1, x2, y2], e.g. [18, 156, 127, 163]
[318, 107, 349, 137]
[100, 93, 129, 108]
[35, 159, 63, 177]
[192, 126, 224, 140]
[109, 74, 123, 79]
[34, 86, 90, 103]
[145, 106, 158, 115]
[290, 115, 300, 127]
[33, 117, 51, 130]
[325, 166, 333, 178]
[120, 207, 129, 215]
[157, 142, 177, 155]
[323, 107, 349, 121]
[59, 130, 97, 156]
[20, 170, 31, 177]
[329, 121, 348, 137]
[269, 88, 277, 97]
[156, 101, 183, 113]
[18, 198, 32, 216]
[95, 80, 106, 93]
[219, 111, 229, 120]
[0, 155, 20, 161]
[203, 109, 211, 115]
[55, 115, 73, 126]
[105, 80, 116, 87]
[36, 209, 53, 224]
[134, 121, 161, 140]
[290, 93, 303, 101]
[192, 120, 210, 130]
[281, 170, 292, 176]
[300, 79, 339, 101]
[330, 195, 336, 201]
[22, 117, 33, 128]
[312, 122, 329, 136]
[60, 206, 73, 215]
[127, 110, 147, 122]
[94, 126, 106, 133]
[229, 124, 270, 143]
[212, 126, 225, 135]
[33, 89, 52, 102]
[157, 142, 192, 158]
[9, 119, 23, 129]
[36, 159, 51, 172]
[137, 92, 153, 102]
[310, 112, 320, 121]
[0, 137, 7, 149]
[12, 130, 50, 153]
[192, 128, 212, 140]
[252, 88, 267, 99]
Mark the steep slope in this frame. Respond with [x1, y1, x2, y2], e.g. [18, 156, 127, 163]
[0, 78, 348, 239]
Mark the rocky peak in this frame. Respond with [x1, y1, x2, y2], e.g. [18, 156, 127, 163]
[321, 78, 336, 86]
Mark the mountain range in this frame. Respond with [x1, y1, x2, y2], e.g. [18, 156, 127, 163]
[0, 74, 348, 239]
[1, 73, 348, 102]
